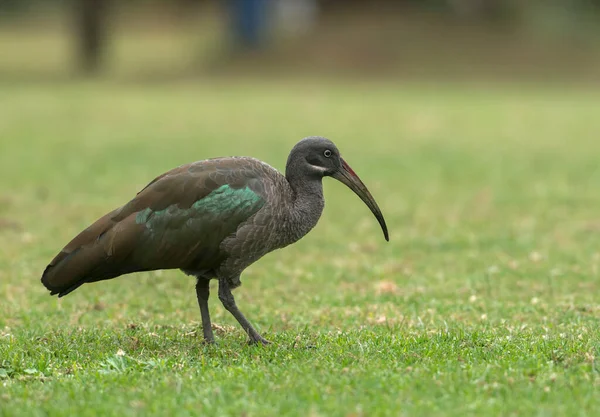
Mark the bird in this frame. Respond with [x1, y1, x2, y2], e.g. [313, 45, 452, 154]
[41, 136, 389, 345]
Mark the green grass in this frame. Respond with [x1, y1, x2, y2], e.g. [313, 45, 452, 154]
[1, 79, 599, 416]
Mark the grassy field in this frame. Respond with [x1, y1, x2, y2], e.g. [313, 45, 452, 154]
[1, 79, 600, 416]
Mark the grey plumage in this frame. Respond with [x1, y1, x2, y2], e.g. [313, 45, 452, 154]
[41, 136, 388, 344]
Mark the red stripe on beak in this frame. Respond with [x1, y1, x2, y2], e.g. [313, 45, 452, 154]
[341, 158, 357, 177]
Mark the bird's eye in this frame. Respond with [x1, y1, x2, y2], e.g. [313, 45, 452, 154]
[324, 149, 332, 158]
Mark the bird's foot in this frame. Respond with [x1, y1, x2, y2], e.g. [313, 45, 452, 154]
[248, 335, 271, 346]
[201, 328, 215, 345]
[201, 336, 215, 345]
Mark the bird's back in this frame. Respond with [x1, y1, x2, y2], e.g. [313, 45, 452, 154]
[41, 157, 283, 297]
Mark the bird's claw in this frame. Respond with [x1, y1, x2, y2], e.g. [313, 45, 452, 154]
[249, 336, 271, 346]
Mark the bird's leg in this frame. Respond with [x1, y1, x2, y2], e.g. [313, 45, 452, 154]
[218, 277, 270, 345]
[195, 278, 215, 344]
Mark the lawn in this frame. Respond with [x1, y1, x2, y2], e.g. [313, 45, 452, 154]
[1, 79, 599, 416]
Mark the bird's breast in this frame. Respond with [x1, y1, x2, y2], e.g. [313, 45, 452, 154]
[215, 174, 325, 280]
[265, 193, 325, 250]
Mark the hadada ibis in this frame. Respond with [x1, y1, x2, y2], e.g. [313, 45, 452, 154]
[41, 136, 389, 344]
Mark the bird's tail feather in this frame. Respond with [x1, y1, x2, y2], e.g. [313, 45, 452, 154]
[40, 210, 135, 297]
[41, 244, 114, 297]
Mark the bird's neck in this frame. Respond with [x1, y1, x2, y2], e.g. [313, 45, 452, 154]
[290, 176, 324, 208]
[285, 160, 324, 203]
[284, 171, 325, 241]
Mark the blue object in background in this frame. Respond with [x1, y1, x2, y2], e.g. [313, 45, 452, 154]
[229, 0, 270, 49]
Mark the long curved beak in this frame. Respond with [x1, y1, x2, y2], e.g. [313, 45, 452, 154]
[331, 158, 389, 241]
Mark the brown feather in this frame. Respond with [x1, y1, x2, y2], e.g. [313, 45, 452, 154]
[41, 158, 268, 297]
[41, 209, 124, 296]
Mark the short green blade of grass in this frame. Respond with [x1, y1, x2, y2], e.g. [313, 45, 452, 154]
[1, 80, 599, 416]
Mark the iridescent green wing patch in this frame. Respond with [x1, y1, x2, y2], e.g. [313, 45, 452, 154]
[135, 184, 265, 233]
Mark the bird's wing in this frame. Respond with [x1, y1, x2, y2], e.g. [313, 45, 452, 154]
[41, 158, 267, 297]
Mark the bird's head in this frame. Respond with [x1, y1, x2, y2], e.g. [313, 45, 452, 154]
[287, 136, 389, 241]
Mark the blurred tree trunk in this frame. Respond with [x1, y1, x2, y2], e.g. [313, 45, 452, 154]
[75, 0, 109, 74]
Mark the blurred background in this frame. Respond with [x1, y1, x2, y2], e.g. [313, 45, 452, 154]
[1, 0, 600, 81]
[2, 6, 600, 406]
